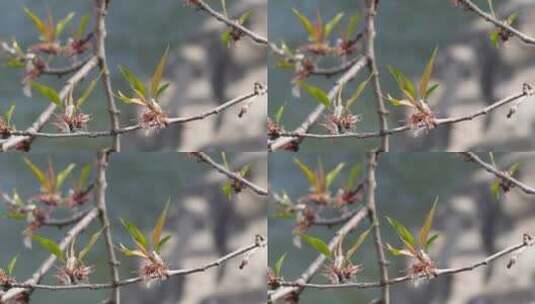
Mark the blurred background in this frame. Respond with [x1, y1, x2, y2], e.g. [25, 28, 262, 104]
[0, 0, 266, 151]
[269, 0, 535, 151]
[269, 152, 535, 303]
[0, 152, 267, 304]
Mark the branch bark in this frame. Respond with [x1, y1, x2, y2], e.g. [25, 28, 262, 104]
[95, 151, 121, 304]
[94, 0, 121, 151]
[365, 151, 390, 303]
[459, 151, 535, 195]
[191, 151, 269, 196]
[279, 233, 534, 289]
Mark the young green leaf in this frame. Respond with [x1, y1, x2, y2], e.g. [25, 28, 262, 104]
[221, 30, 232, 48]
[76, 14, 90, 39]
[346, 227, 371, 261]
[155, 235, 172, 253]
[222, 181, 234, 200]
[76, 73, 101, 108]
[116, 91, 146, 106]
[418, 48, 438, 99]
[31, 82, 62, 106]
[55, 12, 75, 39]
[346, 74, 372, 110]
[345, 162, 362, 190]
[490, 180, 501, 200]
[386, 216, 416, 254]
[344, 13, 360, 39]
[508, 162, 520, 176]
[489, 30, 500, 48]
[152, 198, 171, 248]
[273, 252, 287, 276]
[221, 152, 230, 170]
[275, 105, 285, 124]
[118, 243, 146, 258]
[425, 233, 440, 251]
[487, 0, 496, 17]
[121, 218, 148, 253]
[239, 10, 253, 24]
[507, 12, 519, 25]
[240, 164, 252, 177]
[155, 83, 171, 99]
[293, 158, 317, 186]
[34, 235, 64, 262]
[24, 158, 47, 186]
[300, 234, 331, 258]
[324, 13, 344, 39]
[76, 164, 91, 190]
[221, 0, 228, 17]
[425, 84, 440, 99]
[292, 9, 315, 38]
[325, 163, 345, 189]
[418, 196, 438, 248]
[55, 163, 76, 191]
[4, 104, 16, 126]
[150, 47, 169, 98]
[388, 66, 416, 102]
[119, 66, 147, 98]
[385, 243, 414, 257]
[6, 255, 18, 275]
[24, 7, 47, 38]
[303, 84, 330, 107]
[78, 227, 105, 261]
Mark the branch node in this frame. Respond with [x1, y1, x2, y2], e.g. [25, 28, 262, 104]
[522, 83, 534, 96]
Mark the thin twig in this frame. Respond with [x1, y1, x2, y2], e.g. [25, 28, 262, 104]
[459, 0, 535, 46]
[279, 233, 534, 289]
[94, 0, 121, 151]
[43, 210, 92, 228]
[95, 151, 121, 304]
[191, 151, 269, 196]
[365, 151, 390, 303]
[312, 208, 362, 227]
[7, 83, 265, 139]
[459, 151, 535, 195]
[11, 236, 266, 291]
[277, 84, 533, 141]
[43, 58, 92, 77]
[193, 0, 268, 45]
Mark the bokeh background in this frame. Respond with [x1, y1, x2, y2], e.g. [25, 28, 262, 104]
[269, 0, 535, 151]
[0, 152, 267, 304]
[0, 0, 266, 151]
[269, 152, 535, 303]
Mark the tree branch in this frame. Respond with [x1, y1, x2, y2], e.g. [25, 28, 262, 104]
[458, 0, 535, 46]
[364, 0, 389, 151]
[0, 208, 100, 302]
[277, 84, 533, 141]
[7, 83, 265, 139]
[10, 235, 266, 291]
[279, 233, 534, 289]
[459, 151, 535, 195]
[268, 208, 369, 302]
[94, 0, 121, 151]
[95, 151, 121, 304]
[268, 56, 369, 151]
[0, 57, 99, 151]
[191, 151, 269, 196]
[365, 151, 390, 303]
[191, 0, 268, 45]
